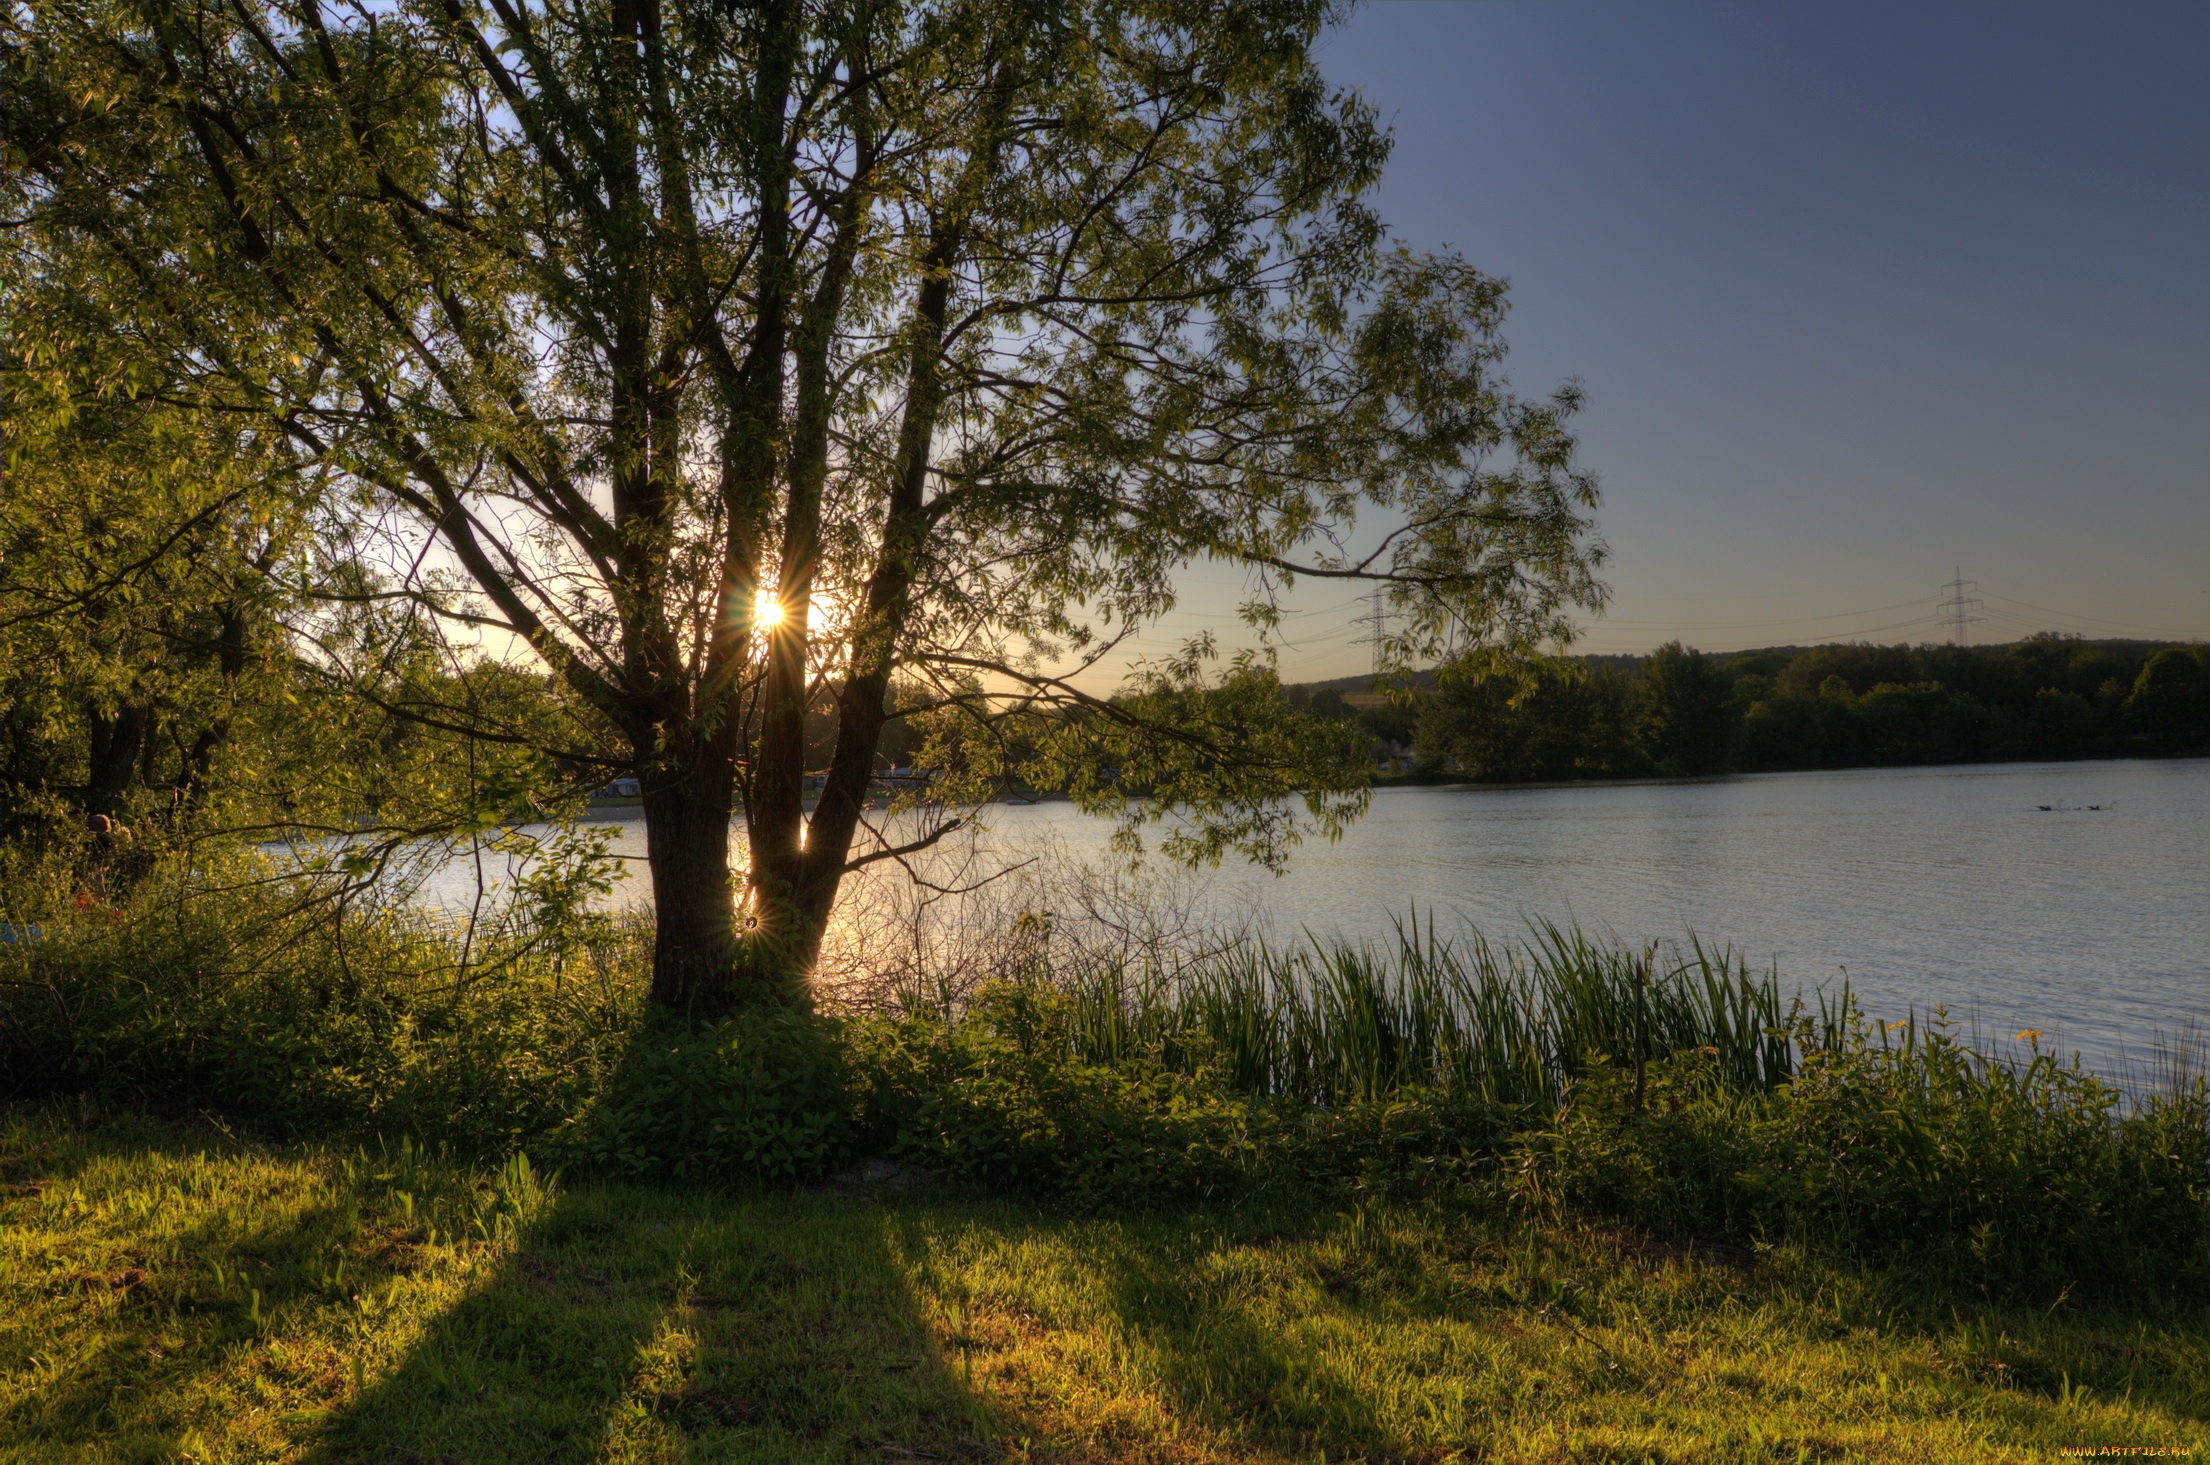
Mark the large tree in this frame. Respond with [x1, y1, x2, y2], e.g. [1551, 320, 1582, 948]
[4, 0, 1607, 1016]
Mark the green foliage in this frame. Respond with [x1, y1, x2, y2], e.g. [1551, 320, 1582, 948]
[1739, 1021, 2204, 1286]
[1512, 1020, 2207, 1295]
[0, 387, 307, 846]
[0, 363, 610, 871]
[1638, 641, 1735, 775]
[0, 852, 645, 1154]
[2127, 645, 2210, 754]
[2, 0, 1612, 1012]
[1738, 687, 1828, 770]
[579, 1011, 856, 1185]
[1776, 642, 1922, 699]
[849, 982, 1264, 1210]
[944, 648, 1379, 871]
[1853, 680, 1955, 764]
[1409, 633, 2205, 782]
[1413, 659, 1648, 782]
[1505, 1050, 1763, 1239]
[2025, 686, 2100, 759]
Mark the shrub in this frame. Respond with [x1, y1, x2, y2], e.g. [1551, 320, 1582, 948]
[848, 981, 1266, 1209]
[572, 1008, 855, 1184]
[0, 860, 643, 1156]
[1287, 1088, 1523, 1199]
[1738, 1020, 2206, 1290]
[1502, 1047, 1762, 1238]
[1505, 1022, 2208, 1296]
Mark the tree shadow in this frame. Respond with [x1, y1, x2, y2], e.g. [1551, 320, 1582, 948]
[930, 1198, 2210, 1462]
[1044, 1204, 1419, 1461]
[20, 1095, 2203, 1460]
[3, 1201, 367, 1455]
[306, 1024, 1003, 1465]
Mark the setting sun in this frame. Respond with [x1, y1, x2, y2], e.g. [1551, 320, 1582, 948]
[752, 589, 786, 630]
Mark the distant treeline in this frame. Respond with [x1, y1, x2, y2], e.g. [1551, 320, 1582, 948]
[1289, 634, 2210, 783]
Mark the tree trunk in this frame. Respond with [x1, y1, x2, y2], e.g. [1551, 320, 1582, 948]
[85, 697, 154, 819]
[178, 603, 249, 811]
[639, 759, 744, 1021]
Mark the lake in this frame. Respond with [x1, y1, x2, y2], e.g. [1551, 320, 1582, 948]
[420, 758, 2207, 1073]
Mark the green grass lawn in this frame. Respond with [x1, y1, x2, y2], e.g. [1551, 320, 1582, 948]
[2, 1107, 2201, 1465]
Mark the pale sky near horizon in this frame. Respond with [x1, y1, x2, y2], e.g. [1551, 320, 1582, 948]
[1083, 0, 2210, 685]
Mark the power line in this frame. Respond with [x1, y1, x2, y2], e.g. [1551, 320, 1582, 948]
[1130, 596, 1368, 626]
[1591, 596, 1932, 629]
[1573, 611, 1942, 649]
[1937, 567, 1987, 646]
[1978, 592, 2202, 638]
[1788, 612, 1943, 640]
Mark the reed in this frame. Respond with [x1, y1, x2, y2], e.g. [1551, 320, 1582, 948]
[1053, 916, 1846, 1113]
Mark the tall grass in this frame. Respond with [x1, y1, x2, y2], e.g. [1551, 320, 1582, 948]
[1049, 917, 1847, 1111]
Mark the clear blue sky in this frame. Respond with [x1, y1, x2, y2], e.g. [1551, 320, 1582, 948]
[1104, 0, 2209, 682]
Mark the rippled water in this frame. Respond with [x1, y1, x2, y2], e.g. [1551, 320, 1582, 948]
[422, 758, 2207, 1072]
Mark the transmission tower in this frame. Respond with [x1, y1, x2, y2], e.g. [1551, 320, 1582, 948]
[1357, 583, 1388, 676]
[1937, 567, 1986, 645]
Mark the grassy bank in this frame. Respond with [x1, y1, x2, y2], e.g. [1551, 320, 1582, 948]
[4, 1107, 2204, 1465]
[3, 859, 2204, 1460]
[5, 862, 2202, 1301]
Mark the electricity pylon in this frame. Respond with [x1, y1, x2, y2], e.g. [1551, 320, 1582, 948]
[1938, 568, 1986, 645]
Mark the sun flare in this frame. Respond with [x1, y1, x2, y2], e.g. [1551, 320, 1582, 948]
[752, 589, 787, 631]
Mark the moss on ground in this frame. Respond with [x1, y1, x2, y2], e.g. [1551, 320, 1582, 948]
[2, 1108, 2202, 1464]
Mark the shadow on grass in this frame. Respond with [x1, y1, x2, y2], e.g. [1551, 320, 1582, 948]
[11, 1097, 2206, 1462]
[922, 1198, 2210, 1463]
[1050, 1205, 1425, 1461]
[0, 1106, 426, 1461]
[305, 1022, 1004, 1465]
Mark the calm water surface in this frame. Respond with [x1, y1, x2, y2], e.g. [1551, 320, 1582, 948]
[431, 759, 2208, 1070]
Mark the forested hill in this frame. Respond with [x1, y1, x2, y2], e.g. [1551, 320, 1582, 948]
[1285, 634, 2208, 782]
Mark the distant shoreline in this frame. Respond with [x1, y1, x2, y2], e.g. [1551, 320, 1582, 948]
[575, 753, 2204, 816]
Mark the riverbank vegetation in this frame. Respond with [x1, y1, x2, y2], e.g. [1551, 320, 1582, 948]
[2, 863, 2205, 1461]
[6, 859, 2201, 1284]
[1294, 635, 2209, 782]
